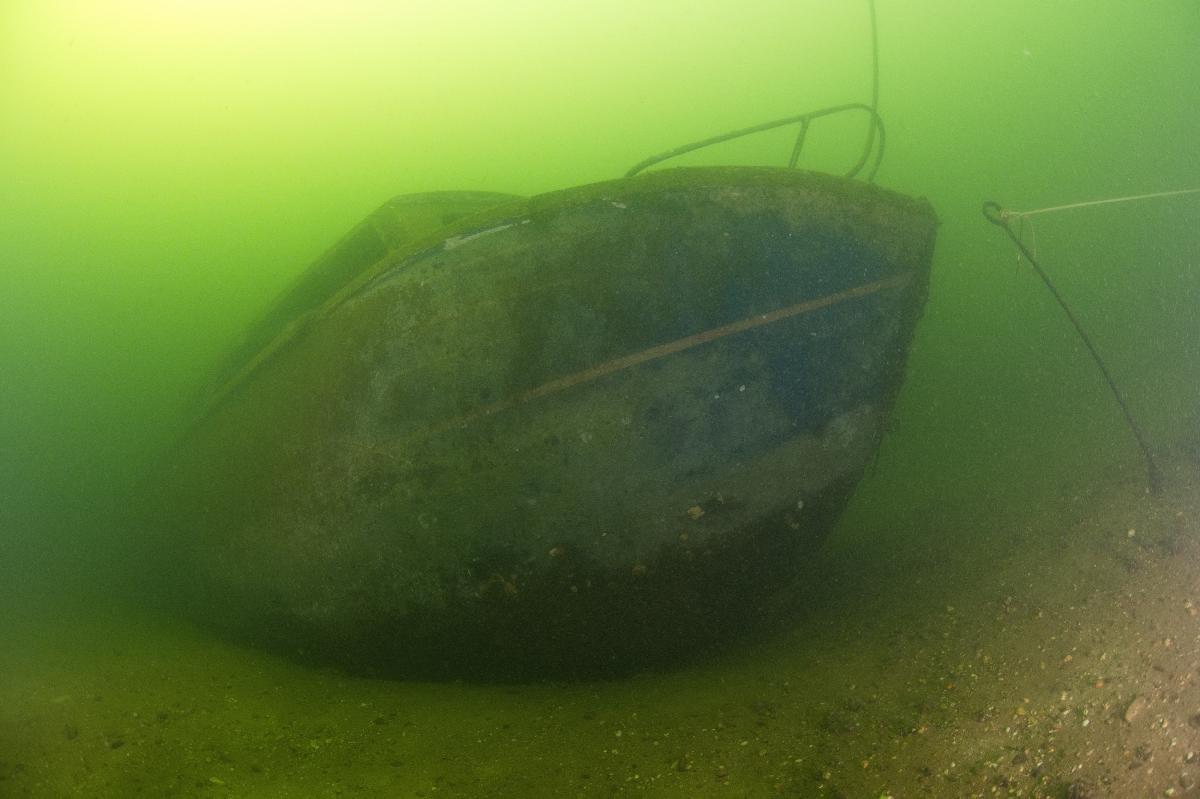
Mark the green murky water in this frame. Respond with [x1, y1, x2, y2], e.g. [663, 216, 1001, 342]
[2, 2, 1198, 796]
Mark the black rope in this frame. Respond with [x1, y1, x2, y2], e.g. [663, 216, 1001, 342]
[982, 201, 1163, 495]
[853, 0, 880, 176]
[626, 0, 883, 179]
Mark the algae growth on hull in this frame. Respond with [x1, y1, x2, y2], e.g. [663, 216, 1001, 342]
[144, 167, 936, 680]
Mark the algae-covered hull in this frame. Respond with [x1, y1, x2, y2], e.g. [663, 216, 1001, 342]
[150, 166, 937, 679]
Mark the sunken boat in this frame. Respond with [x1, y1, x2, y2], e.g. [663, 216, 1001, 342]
[146, 165, 937, 679]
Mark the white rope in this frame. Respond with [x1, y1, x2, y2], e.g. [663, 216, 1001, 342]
[1003, 187, 1200, 219]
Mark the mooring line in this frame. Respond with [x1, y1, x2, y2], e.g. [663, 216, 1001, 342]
[1002, 187, 1200, 220]
[982, 201, 1163, 495]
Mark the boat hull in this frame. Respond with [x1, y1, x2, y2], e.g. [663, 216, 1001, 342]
[149, 167, 937, 678]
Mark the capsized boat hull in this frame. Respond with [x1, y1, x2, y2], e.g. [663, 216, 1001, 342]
[150, 167, 937, 679]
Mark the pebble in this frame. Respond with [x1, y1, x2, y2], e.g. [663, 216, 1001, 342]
[1124, 695, 1150, 723]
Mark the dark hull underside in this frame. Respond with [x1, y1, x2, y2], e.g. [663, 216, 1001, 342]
[147, 167, 938, 679]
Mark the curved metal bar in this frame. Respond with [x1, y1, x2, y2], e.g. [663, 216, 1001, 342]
[624, 104, 885, 179]
[846, 110, 886, 181]
[786, 118, 810, 169]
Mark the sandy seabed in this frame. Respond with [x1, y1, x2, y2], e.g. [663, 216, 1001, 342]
[4, 453, 1200, 798]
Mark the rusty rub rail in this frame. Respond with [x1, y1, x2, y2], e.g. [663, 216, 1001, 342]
[440, 271, 913, 433]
